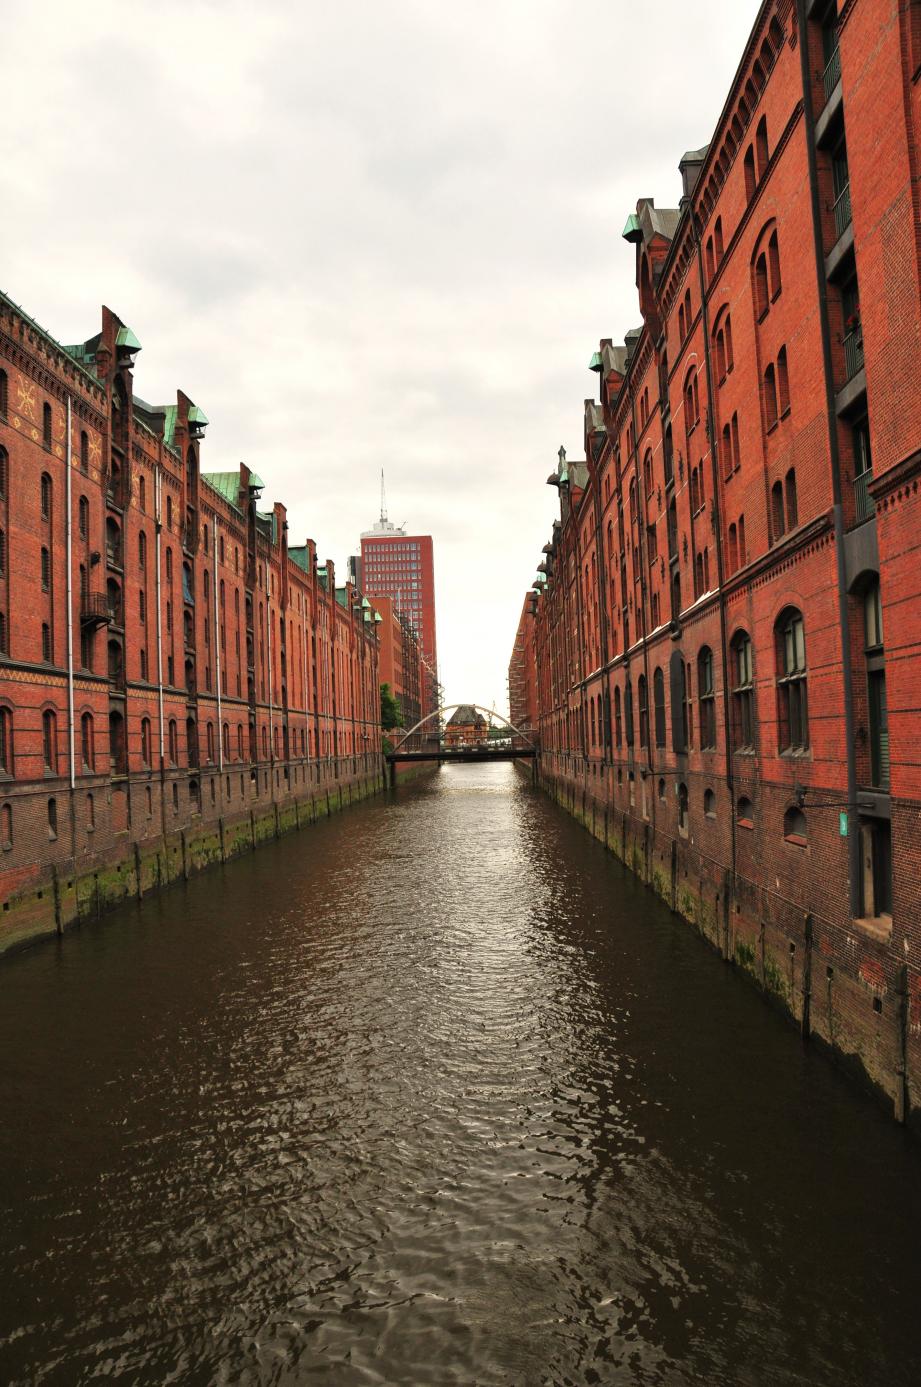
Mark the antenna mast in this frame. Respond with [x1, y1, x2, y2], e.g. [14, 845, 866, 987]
[380, 468, 388, 525]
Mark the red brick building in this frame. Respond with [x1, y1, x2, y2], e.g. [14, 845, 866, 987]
[0, 295, 381, 951]
[360, 516, 439, 723]
[370, 592, 424, 736]
[444, 705, 488, 747]
[513, 0, 921, 1132]
[508, 592, 539, 738]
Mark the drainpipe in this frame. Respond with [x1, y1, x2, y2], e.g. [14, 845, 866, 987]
[154, 466, 165, 765]
[691, 210, 737, 889]
[797, 0, 860, 915]
[266, 559, 274, 768]
[213, 516, 222, 771]
[65, 396, 76, 791]
[629, 385, 655, 801]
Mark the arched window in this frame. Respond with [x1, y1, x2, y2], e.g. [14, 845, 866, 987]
[168, 718, 178, 763]
[41, 547, 50, 592]
[771, 481, 785, 541]
[138, 531, 147, 569]
[756, 116, 769, 178]
[764, 363, 778, 427]
[684, 369, 700, 429]
[785, 469, 798, 528]
[206, 722, 215, 763]
[704, 787, 716, 818]
[86, 792, 95, 831]
[81, 711, 94, 770]
[731, 632, 755, 749]
[223, 722, 230, 759]
[714, 216, 724, 260]
[722, 422, 733, 479]
[651, 668, 665, 748]
[79, 495, 89, 539]
[1, 802, 12, 848]
[43, 403, 52, 449]
[141, 717, 151, 767]
[698, 647, 716, 748]
[663, 426, 674, 486]
[776, 608, 808, 751]
[737, 795, 754, 827]
[42, 709, 57, 771]
[624, 678, 635, 746]
[755, 253, 769, 318]
[784, 806, 807, 845]
[47, 796, 58, 839]
[237, 724, 244, 759]
[768, 231, 781, 297]
[777, 346, 790, 414]
[744, 145, 756, 201]
[728, 522, 738, 572]
[638, 675, 649, 748]
[105, 517, 121, 566]
[863, 578, 889, 788]
[109, 709, 126, 774]
[0, 446, 7, 497]
[614, 687, 623, 747]
[643, 450, 653, 495]
[80, 431, 89, 472]
[0, 370, 7, 417]
[41, 473, 52, 519]
[139, 476, 146, 513]
[658, 777, 666, 802]
[0, 706, 12, 774]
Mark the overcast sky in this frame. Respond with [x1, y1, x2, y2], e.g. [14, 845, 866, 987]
[3, 0, 759, 715]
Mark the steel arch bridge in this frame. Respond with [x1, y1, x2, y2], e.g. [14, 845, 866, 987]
[386, 703, 538, 783]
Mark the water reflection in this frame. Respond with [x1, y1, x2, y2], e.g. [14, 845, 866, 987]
[0, 763, 919, 1386]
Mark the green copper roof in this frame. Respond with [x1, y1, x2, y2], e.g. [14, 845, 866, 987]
[188, 403, 209, 427]
[115, 325, 142, 352]
[361, 596, 371, 610]
[202, 471, 244, 512]
[622, 213, 642, 242]
[249, 472, 265, 491]
[163, 404, 177, 447]
[589, 351, 603, 372]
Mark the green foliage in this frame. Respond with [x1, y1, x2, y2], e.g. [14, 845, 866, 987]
[380, 682, 403, 730]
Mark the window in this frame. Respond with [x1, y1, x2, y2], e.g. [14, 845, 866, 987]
[139, 531, 147, 569]
[785, 469, 798, 528]
[81, 712, 94, 769]
[653, 668, 666, 747]
[43, 403, 52, 449]
[784, 806, 807, 845]
[698, 648, 716, 748]
[42, 623, 52, 663]
[141, 717, 151, 767]
[41, 547, 50, 592]
[1, 802, 11, 848]
[737, 796, 754, 828]
[678, 782, 689, 834]
[168, 719, 178, 763]
[79, 495, 89, 539]
[0, 707, 11, 774]
[764, 363, 778, 428]
[47, 797, 57, 839]
[744, 145, 756, 201]
[704, 788, 716, 818]
[715, 217, 724, 260]
[86, 793, 95, 831]
[41, 473, 52, 519]
[776, 608, 808, 751]
[80, 431, 89, 472]
[768, 231, 781, 298]
[684, 370, 700, 430]
[755, 254, 769, 318]
[755, 116, 769, 179]
[732, 632, 755, 749]
[0, 447, 6, 498]
[624, 678, 634, 746]
[42, 709, 57, 772]
[0, 370, 6, 417]
[658, 777, 666, 802]
[729, 523, 738, 572]
[859, 817, 892, 920]
[738, 513, 747, 564]
[777, 346, 790, 416]
[638, 675, 649, 748]
[670, 651, 688, 754]
[771, 481, 785, 541]
[864, 580, 889, 789]
[614, 687, 622, 747]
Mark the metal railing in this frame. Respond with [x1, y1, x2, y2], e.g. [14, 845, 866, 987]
[854, 469, 875, 523]
[843, 327, 864, 381]
[80, 591, 111, 625]
[833, 182, 852, 240]
[823, 44, 841, 102]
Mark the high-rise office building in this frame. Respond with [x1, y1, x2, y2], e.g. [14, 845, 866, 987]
[360, 492, 438, 724]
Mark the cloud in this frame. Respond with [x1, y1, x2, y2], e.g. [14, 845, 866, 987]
[1, 0, 760, 709]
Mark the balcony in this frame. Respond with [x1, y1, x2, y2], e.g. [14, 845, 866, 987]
[823, 45, 841, 103]
[833, 182, 852, 240]
[80, 591, 112, 628]
[843, 327, 864, 381]
[854, 469, 875, 524]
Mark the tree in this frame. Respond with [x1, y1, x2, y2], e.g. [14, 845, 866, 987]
[380, 682, 403, 731]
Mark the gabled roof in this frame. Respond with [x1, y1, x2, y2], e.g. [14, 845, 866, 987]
[447, 704, 487, 726]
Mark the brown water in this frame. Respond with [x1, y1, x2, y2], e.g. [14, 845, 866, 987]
[1, 762, 920, 1386]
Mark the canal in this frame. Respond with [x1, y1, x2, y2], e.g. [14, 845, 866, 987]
[1, 763, 920, 1386]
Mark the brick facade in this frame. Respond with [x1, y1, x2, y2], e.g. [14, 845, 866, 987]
[0, 296, 382, 954]
[511, 0, 921, 1132]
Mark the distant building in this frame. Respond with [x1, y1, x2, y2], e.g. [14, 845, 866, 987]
[371, 593, 423, 736]
[360, 502, 438, 724]
[444, 705, 488, 748]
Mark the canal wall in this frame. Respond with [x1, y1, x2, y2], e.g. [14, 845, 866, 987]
[0, 757, 387, 961]
[533, 761, 919, 1141]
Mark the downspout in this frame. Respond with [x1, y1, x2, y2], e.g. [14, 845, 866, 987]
[213, 516, 222, 771]
[65, 396, 76, 792]
[691, 209, 737, 889]
[154, 466, 164, 765]
[266, 559, 274, 768]
[629, 385, 655, 800]
[796, 0, 860, 915]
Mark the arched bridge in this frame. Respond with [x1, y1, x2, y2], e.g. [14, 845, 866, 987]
[386, 705, 538, 783]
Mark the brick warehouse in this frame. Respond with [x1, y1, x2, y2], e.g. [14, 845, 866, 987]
[0, 294, 384, 957]
[510, 0, 921, 1133]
